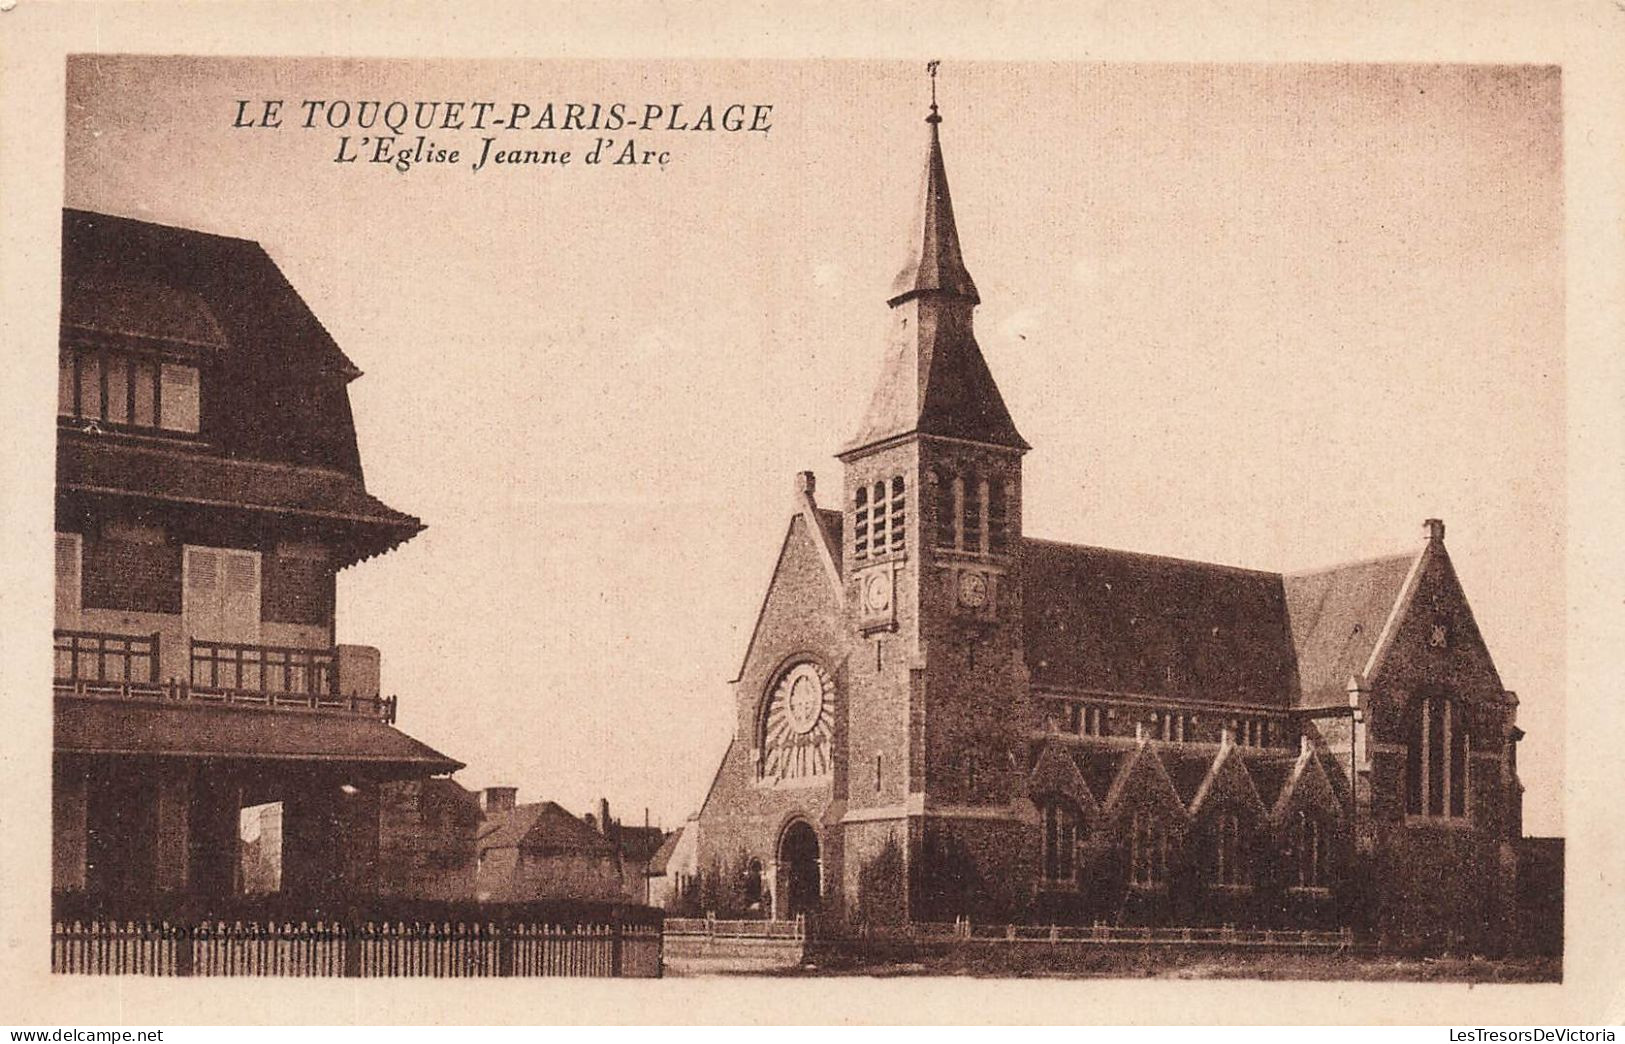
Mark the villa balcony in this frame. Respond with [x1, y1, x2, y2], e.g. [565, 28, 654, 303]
[53, 629, 397, 723]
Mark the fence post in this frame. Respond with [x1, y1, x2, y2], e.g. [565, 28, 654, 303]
[174, 922, 194, 977]
[497, 923, 515, 977]
[342, 921, 361, 978]
[611, 914, 624, 978]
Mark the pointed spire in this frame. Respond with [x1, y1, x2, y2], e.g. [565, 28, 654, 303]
[889, 63, 979, 306]
[842, 67, 1027, 457]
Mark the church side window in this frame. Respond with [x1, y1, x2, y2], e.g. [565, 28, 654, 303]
[1041, 800, 1078, 884]
[1291, 812, 1327, 888]
[1406, 694, 1469, 819]
[1213, 812, 1250, 886]
[1129, 810, 1169, 888]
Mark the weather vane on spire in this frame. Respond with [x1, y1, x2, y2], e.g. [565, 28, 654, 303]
[926, 60, 942, 123]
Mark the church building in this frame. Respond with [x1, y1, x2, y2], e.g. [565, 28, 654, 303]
[694, 99, 1529, 952]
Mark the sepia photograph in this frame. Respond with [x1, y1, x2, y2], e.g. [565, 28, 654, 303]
[38, 53, 1566, 987]
[8, 1, 1625, 1023]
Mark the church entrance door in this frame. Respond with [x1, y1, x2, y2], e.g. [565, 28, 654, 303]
[777, 820, 821, 920]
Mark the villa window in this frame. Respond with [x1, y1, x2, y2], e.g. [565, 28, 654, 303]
[1129, 810, 1169, 888]
[1213, 812, 1250, 886]
[59, 346, 200, 434]
[1406, 694, 1469, 819]
[1041, 800, 1078, 884]
[1291, 812, 1327, 888]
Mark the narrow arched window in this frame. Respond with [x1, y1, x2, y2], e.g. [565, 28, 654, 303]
[988, 480, 1009, 554]
[889, 476, 907, 552]
[1291, 813, 1326, 888]
[961, 472, 984, 553]
[1213, 812, 1249, 886]
[1041, 799, 1078, 884]
[1130, 810, 1169, 887]
[853, 485, 869, 560]
[1405, 694, 1469, 819]
[933, 473, 956, 549]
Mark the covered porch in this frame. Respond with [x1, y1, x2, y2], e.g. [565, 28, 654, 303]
[53, 692, 462, 911]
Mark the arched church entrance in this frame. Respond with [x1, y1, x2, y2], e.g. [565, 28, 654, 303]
[777, 820, 821, 920]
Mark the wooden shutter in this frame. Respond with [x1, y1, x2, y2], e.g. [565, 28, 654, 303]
[184, 547, 222, 640]
[185, 546, 261, 643]
[55, 532, 81, 619]
[159, 363, 200, 433]
[221, 550, 261, 644]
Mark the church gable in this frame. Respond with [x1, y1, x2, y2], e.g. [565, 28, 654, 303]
[1027, 741, 1100, 817]
[1191, 745, 1268, 821]
[1100, 743, 1189, 831]
[730, 511, 847, 693]
[1366, 535, 1503, 698]
[1270, 747, 1345, 826]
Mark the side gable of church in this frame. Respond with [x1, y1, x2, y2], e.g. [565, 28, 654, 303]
[1362, 529, 1506, 749]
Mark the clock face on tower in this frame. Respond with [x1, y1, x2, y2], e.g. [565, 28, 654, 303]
[863, 571, 893, 614]
[958, 570, 988, 608]
[760, 661, 835, 783]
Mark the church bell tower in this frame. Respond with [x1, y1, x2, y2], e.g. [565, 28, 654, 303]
[836, 76, 1035, 922]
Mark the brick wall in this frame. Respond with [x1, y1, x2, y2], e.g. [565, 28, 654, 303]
[82, 534, 181, 614]
[697, 513, 845, 908]
[263, 549, 335, 626]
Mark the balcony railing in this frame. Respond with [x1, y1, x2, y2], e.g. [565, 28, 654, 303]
[189, 639, 336, 699]
[55, 629, 158, 686]
[53, 630, 397, 723]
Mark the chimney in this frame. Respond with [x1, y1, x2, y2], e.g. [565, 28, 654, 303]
[794, 470, 818, 509]
[598, 797, 611, 836]
[1424, 518, 1445, 543]
[481, 786, 517, 813]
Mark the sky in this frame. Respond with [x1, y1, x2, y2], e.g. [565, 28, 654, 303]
[63, 58, 1564, 835]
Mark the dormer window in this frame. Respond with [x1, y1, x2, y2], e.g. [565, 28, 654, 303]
[59, 345, 199, 434]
